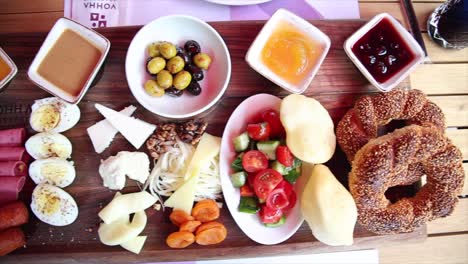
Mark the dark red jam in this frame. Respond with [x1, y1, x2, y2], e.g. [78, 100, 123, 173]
[352, 17, 415, 83]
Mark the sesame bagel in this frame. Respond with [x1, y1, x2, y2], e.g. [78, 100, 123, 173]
[349, 125, 464, 234]
[337, 89, 445, 162]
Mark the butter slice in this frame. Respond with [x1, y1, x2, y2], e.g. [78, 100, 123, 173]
[95, 104, 156, 149]
[87, 105, 136, 153]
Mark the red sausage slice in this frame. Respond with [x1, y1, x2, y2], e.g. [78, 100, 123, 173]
[0, 161, 27, 176]
[0, 147, 30, 162]
[0, 128, 26, 147]
[0, 201, 29, 231]
[0, 227, 26, 256]
[0, 176, 25, 206]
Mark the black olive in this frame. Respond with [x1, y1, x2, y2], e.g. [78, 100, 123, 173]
[166, 87, 184, 97]
[176, 46, 184, 54]
[186, 80, 202, 96]
[177, 51, 192, 65]
[185, 64, 204, 81]
[184, 40, 201, 56]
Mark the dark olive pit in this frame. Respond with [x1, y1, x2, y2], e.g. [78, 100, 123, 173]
[352, 17, 415, 83]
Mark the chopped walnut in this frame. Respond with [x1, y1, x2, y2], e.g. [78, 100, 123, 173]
[177, 120, 207, 145]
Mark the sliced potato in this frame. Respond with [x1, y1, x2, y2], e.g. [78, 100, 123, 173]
[280, 94, 336, 164]
[301, 164, 357, 246]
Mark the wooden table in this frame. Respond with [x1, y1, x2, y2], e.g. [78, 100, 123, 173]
[0, 1, 466, 263]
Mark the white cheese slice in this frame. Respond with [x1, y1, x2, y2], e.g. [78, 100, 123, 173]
[87, 105, 137, 153]
[164, 171, 198, 214]
[183, 133, 221, 180]
[120, 236, 147, 254]
[95, 104, 156, 149]
[98, 210, 147, 246]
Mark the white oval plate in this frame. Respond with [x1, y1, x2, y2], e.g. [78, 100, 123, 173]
[204, 0, 272, 6]
[219, 93, 305, 245]
[125, 15, 231, 119]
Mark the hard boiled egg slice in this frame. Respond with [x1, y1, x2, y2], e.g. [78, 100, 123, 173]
[31, 184, 78, 226]
[25, 132, 72, 160]
[29, 158, 76, 188]
[30, 97, 80, 133]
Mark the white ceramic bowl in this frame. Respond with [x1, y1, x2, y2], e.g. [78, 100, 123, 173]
[219, 94, 306, 245]
[245, 9, 330, 94]
[28, 17, 111, 104]
[0, 47, 18, 91]
[125, 15, 231, 119]
[344, 13, 425, 92]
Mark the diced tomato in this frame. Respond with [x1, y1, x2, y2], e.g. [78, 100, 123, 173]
[259, 205, 283, 224]
[253, 169, 283, 200]
[240, 184, 254, 197]
[247, 172, 256, 188]
[266, 188, 289, 210]
[242, 150, 268, 173]
[275, 180, 297, 210]
[261, 109, 285, 138]
[284, 191, 297, 210]
[247, 122, 270, 141]
[276, 146, 294, 167]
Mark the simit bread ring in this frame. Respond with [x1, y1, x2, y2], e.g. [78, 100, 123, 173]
[337, 89, 445, 162]
[349, 125, 465, 234]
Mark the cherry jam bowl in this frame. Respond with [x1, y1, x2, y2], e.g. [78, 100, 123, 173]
[344, 13, 425, 92]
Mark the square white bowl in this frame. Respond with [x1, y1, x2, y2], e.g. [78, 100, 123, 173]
[245, 9, 331, 94]
[343, 13, 425, 92]
[28, 17, 110, 104]
[0, 47, 18, 91]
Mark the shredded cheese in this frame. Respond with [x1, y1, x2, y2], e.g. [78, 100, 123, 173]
[144, 138, 222, 210]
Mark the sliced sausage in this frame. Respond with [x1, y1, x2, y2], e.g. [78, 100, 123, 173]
[0, 147, 29, 162]
[0, 128, 26, 147]
[0, 176, 25, 206]
[0, 161, 27, 176]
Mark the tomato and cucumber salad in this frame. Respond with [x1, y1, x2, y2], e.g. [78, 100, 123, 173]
[230, 109, 301, 227]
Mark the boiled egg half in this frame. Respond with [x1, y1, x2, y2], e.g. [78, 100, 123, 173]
[31, 184, 78, 226]
[30, 97, 80, 133]
[25, 132, 72, 160]
[29, 158, 76, 188]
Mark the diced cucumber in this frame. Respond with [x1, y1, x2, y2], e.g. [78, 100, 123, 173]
[238, 196, 259, 214]
[265, 216, 286, 227]
[272, 161, 288, 175]
[284, 167, 301, 184]
[231, 154, 244, 172]
[231, 171, 246, 187]
[233, 132, 250, 152]
[257, 140, 280, 160]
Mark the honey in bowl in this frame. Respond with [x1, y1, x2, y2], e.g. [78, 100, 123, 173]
[261, 20, 324, 86]
[0, 56, 12, 82]
[37, 29, 101, 98]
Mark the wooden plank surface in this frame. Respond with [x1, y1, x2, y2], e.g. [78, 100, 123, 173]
[447, 129, 468, 160]
[0, 20, 426, 264]
[427, 198, 468, 234]
[379, 233, 468, 264]
[429, 96, 468, 127]
[411, 64, 468, 95]
[0, 12, 62, 33]
[423, 34, 468, 63]
[0, 0, 63, 14]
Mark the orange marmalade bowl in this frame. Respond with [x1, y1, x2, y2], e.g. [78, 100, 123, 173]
[246, 9, 330, 94]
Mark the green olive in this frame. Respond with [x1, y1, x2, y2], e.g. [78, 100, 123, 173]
[193, 53, 212, 70]
[173, 71, 192, 90]
[147, 42, 161, 57]
[166, 56, 185, 74]
[156, 70, 173, 89]
[144, 79, 165, 97]
[147, 57, 166, 75]
[159, 42, 177, 59]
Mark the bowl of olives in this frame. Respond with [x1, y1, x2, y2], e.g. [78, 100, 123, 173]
[125, 15, 231, 119]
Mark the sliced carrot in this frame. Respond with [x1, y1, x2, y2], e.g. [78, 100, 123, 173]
[191, 199, 220, 222]
[179, 220, 202, 233]
[195, 222, 227, 245]
[166, 231, 195, 249]
[169, 209, 194, 226]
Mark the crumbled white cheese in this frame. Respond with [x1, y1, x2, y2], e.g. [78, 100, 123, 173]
[99, 151, 150, 190]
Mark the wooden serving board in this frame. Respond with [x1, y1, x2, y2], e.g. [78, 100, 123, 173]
[0, 20, 425, 264]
